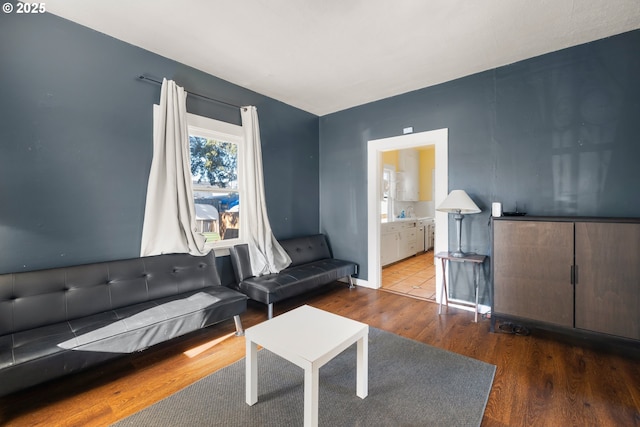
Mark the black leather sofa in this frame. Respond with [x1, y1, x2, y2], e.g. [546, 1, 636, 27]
[0, 251, 247, 397]
[229, 234, 357, 319]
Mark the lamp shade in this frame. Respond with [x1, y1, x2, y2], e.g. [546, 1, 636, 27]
[436, 190, 481, 214]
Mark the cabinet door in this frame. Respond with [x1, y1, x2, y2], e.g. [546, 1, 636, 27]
[398, 150, 419, 201]
[398, 226, 417, 259]
[575, 222, 640, 340]
[381, 231, 399, 266]
[395, 172, 405, 201]
[493, 220, 574, 327]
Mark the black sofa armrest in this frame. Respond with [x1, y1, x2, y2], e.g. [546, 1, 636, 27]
[229, 244, 254, 283]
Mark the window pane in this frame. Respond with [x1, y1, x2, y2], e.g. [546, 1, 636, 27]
[189, 136, 238, 190]
[190, 135, 240, 243]
[194, 192, 239, 243]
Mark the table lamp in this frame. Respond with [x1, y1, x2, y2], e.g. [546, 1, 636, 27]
[436, 190, 481, 257]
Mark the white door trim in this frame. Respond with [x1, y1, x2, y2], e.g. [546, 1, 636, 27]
[366, 129, 449, 304]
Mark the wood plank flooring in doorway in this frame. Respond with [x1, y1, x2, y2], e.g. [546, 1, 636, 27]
[381, 250, 436, 301]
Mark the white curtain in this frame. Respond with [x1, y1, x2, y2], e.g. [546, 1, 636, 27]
[140, 79, 207, 257]
[241, 106, 291, 275]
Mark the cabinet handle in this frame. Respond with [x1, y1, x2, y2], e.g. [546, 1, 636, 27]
[570, 265, 579, 285]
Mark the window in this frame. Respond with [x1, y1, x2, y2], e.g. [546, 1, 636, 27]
[187, 112, 244, 248]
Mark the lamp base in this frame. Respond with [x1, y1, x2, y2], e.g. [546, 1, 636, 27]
[450, 250, 466, 258]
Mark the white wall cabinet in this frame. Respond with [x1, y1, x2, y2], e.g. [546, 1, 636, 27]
[396, 149, 419, 201]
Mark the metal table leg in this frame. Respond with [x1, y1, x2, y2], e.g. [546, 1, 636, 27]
[438, 258, 448, 315]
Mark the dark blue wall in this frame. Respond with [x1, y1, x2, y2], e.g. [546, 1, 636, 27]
[0, 9, 319, 274]
[319, 30, 640, 301]
[2, 7, 638, 301]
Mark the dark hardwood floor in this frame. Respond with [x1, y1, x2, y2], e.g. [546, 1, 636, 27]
[1, 284, 639, 426]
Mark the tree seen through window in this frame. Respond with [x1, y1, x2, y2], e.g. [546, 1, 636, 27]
[189, 135, 239, 243]
[190, 136, 238, 189]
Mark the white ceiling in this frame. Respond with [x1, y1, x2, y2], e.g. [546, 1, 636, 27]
[45, 0, 640, 116]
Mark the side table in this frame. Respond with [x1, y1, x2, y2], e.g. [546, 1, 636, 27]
[245, 305, 369, 427]
[434, 252, 487, 322]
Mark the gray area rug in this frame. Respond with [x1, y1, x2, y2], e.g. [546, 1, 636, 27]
[113, 327, 495, 426]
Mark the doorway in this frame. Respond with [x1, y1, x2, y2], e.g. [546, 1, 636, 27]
[366, 129, 448, 305]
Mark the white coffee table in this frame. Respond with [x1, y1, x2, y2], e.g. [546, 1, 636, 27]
[245, 305, 369, 427]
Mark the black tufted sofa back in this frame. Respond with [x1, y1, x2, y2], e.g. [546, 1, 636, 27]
[279, 234, 332, 268]
[0, 251, 220, 336]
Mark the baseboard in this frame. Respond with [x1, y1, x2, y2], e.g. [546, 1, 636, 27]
[337, 277, 372, 289]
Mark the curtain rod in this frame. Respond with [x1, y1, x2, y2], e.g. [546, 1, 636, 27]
[137, 75, 243, 110]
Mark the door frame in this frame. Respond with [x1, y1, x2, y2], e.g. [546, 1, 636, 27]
[366, 128, 449, 303]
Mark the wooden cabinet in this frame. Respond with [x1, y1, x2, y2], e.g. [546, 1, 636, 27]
[493, 217, 640, 341]
[493, 220, 574, 328]
[574, 222, 640, 340]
